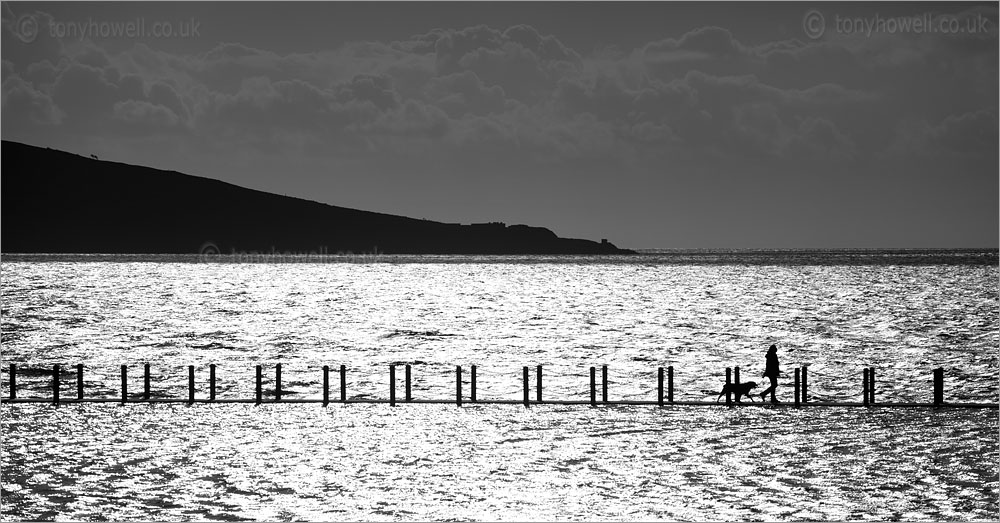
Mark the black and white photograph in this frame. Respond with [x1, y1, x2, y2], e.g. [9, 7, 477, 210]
[1, 1, 998, 521]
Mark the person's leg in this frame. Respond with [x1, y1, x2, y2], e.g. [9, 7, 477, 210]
[760, 377, 775, 399]
[768, 374, 778, 402]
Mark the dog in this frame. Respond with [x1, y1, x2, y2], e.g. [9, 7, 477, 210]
[716, 381, 758, 403]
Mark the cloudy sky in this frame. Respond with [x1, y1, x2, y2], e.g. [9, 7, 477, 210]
[2, 1, 997, 249]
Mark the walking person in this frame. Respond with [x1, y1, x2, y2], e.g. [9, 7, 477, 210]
[760, 344, 781, 404]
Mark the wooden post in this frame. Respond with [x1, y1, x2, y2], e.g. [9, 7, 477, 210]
[390, 365, 396, 407]
[76, 363, 83, 400]
[144, 363, 151, 401]
[870, 367, 876, 405]
[8, 364, 14, 400]
[405, 364, 411, 402]
[602, 365, 608, 403]
[590, 366, 596, 407]
[933, 367, 943, 407]
[323, 365, 329, 406]
[536, 365, 542, 403]
[725, 367, 732, 406]
[523, 366, 529, 408]
[802, 366, 808, 404]
[53, 364, 60, 405]
[668, 366, 674, 404]
[794, 368, 800, 407]
[209, 364, 216, 401]
[121, 365, 127, 404]
[456, 365, 462, 407]
[862, 368, 869, 406]
[471, 365, 477, 402]
[275, 363, 282, 402]
[657, 367, 664, 407]
[255, 365, 262, 405]
[188, 365, 194, 404]
[340, 364, 346, 403]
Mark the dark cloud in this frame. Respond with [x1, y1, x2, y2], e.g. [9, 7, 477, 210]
[2, 73, 62, 126]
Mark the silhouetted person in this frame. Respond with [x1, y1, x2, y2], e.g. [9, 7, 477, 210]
[760, 344, 780, 404]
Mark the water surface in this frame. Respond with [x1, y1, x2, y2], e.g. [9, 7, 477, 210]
[2, 251, 997, 520]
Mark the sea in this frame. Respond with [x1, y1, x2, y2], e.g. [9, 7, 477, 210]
[1, 249, 997, 521]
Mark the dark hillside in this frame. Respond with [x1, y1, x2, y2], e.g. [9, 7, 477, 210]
[1, 141, 632, 255]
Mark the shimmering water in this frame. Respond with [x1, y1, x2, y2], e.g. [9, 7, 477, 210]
[2, 251, 998, 520]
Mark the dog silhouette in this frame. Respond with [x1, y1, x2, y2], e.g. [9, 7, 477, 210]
[716, 381, 758, 403]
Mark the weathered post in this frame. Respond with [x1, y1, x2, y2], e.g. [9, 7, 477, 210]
[456, 365, 462, 407]
[668, 366, 674, 404]
[869, 367, 876, 405]
[602, 365, 608, 403]
[405, 364, 412, 402]
[8, 364, 14, 400]
[471, 365, 477, 402]
[144, 363, 151, 401]
[323, 365, 329, 406]
[726, 367, 735, 405]
[76, 363, 83, 400]
[862, 368, 869, 406]
[275, 363, 282, 402]
[53, 364, 60, 406]
[933, 367, 944, 407]
[536, 365, 542, 403]
[794, 367, 800, 407]
[802, 366, 809, 404]
[209, 364, 216, 401]
[121, 365, 127, 404]
[188, 365, 195, 404]
[390, 365, 396, 407]
[657, 367, 664, 407]
[255, 365, 262, 405]
[523, 366, 529, 408]
[590, 366, 596, 407]
[340, 364, 347, 403]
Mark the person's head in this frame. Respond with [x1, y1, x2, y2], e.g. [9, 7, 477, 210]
[768, 344, 777, 353]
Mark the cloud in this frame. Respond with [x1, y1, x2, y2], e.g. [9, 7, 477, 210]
[0, 13, 994, 168]
[787, 117, 858, 161]
[50, 63, 121, 123]
[641, 26, 747, 62]
[889, 110, 999, 157]
[424, 70, 507, 117]
[112, 99, 180, 129]
[2, 74, 63, 126]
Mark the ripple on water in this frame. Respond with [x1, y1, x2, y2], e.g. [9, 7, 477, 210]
[1, 259, 997, 519]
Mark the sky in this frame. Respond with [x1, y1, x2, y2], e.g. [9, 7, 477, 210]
[2, 1, 997, 249]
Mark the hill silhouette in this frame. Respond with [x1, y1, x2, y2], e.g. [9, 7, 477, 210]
[1, 141, 633, 255]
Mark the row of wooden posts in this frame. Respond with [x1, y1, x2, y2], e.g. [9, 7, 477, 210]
[3, 363, 950, 407]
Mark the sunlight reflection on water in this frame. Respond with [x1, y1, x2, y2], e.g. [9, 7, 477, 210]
[2, 405, 997, 520]
[1, 256, 997, 519]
